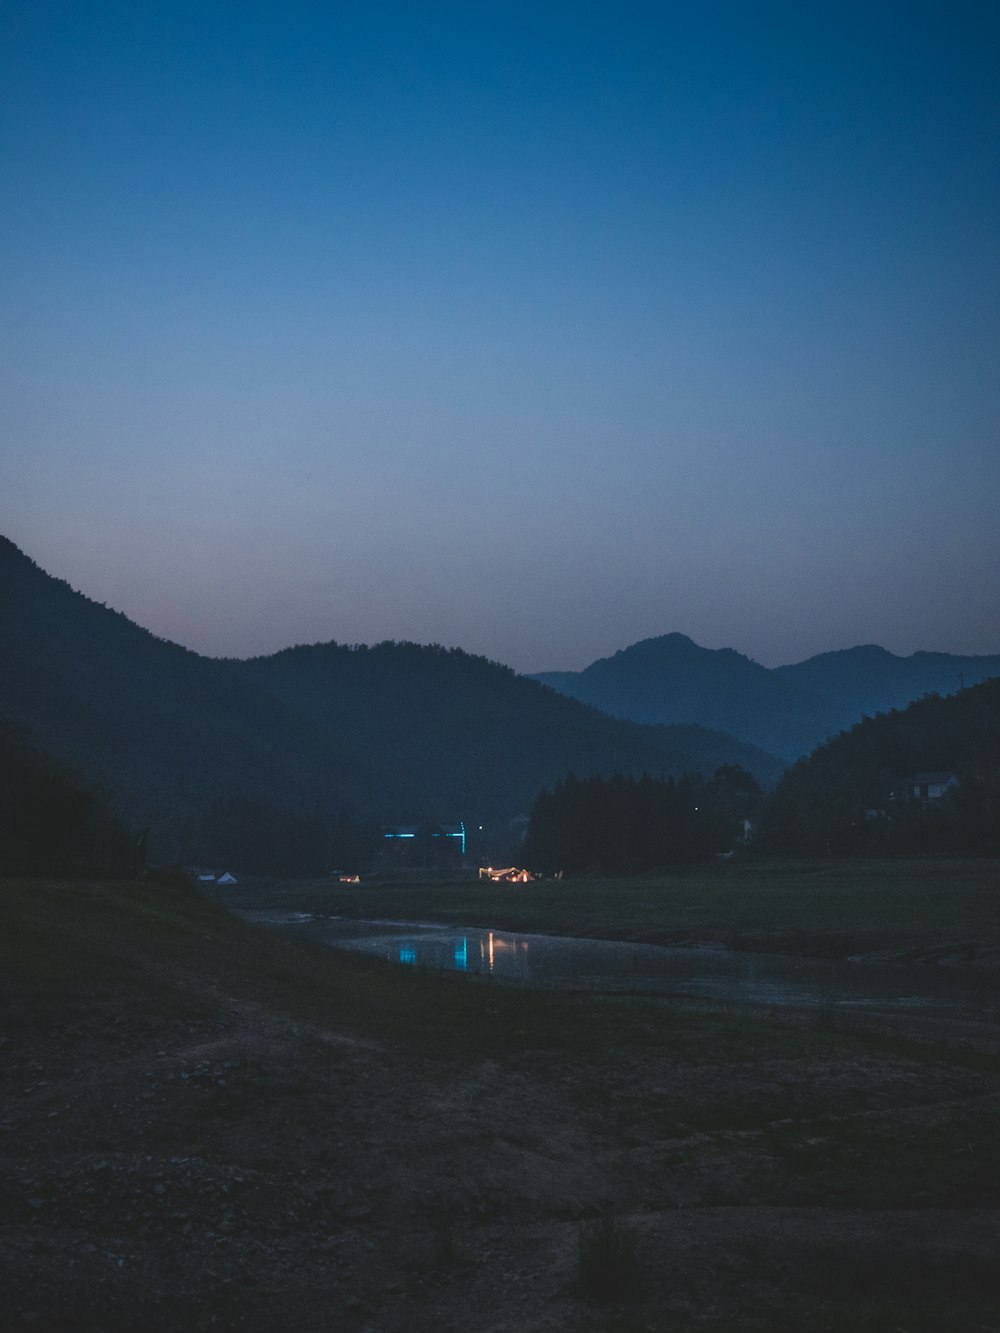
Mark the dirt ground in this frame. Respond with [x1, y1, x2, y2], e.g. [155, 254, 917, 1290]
[5, 997, 1000, 1327]
[4, 877, 1000, 1331]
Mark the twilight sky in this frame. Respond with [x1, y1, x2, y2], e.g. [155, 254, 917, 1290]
[3, 1, 998, 673]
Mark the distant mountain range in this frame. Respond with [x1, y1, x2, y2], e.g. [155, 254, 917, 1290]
[531, 633, 1000, 760]
[0, 538, 781, 859]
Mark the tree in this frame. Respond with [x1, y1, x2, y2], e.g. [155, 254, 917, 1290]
[523, 768, 750, 874]
[0, 720, 130, 875]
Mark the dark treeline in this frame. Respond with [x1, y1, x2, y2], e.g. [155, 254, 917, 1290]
[0, 719, 132, 876]
[523, 766, 761, 874]
[755, 677, 1000, 856]
[184, 800, 376, 878]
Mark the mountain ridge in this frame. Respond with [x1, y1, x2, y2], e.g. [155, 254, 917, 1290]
[0, 537, 783, 861]
[531, 633, 1000, 760]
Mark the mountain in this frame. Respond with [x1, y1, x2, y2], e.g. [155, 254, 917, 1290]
[0, 538, 781, 862]
[0, 536, 380, 843]
[532, 633, 1000, 760]
[233, 641, 782, 815]
[774, 644, 1000, 731]
[757, 675, 1000, 856]
[533, 633, 828, 759]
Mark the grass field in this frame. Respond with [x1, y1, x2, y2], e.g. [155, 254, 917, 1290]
[219, 857, 1000, 963]
[4, 870, 1000, 1330]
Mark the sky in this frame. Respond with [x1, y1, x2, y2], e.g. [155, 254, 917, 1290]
[3, 1, 998, 673]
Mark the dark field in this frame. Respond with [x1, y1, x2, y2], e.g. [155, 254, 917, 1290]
[3, 865, 1000, 1330]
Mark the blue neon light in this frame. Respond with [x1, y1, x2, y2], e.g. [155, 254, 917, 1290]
[383, 826, 466, 852]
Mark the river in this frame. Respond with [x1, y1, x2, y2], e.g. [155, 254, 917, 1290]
[237, 911, 1000, 1025]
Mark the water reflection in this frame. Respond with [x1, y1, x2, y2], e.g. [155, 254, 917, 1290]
[476, 930, 530, 976]
[342, 925, 536, 981]
[318, 922, 1000, 1021]
[237, 912, 1000, 1022]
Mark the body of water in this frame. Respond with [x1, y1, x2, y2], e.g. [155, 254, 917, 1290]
[238, 911, 1000, 1023]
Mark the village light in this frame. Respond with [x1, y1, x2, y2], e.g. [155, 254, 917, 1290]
[479, 865, 534, 882]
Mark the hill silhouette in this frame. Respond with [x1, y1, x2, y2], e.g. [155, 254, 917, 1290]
[757, 676, 1000, 855]
[0, 537, 377, 849]
[533, 633, 1000, 759]
[0, 537, 781, 863]
[235, 641, 781, 818]
[773, 643, 998, 728]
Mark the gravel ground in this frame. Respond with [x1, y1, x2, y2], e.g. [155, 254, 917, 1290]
[4, 891, 1000, 1331]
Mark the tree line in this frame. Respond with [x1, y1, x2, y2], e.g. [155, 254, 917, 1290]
[522, 767, 761, 874]
[183, 799, 374, 877]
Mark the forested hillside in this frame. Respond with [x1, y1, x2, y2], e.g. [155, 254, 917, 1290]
[0, 537, 780, 869]
[234, 641, 781, 821]
[0, 537, 378, 860]
[756, 678, 1000, 855]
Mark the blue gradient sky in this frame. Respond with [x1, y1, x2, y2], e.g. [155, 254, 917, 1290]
[3, 2, 998, 671]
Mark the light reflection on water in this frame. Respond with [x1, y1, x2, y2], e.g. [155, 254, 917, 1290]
[386, 929, 532, 979]
[237, 912, 1000, 1022]
[317, 922, 1000, 1020]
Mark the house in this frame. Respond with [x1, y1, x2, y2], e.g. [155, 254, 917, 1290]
[900, 772, 959, 804]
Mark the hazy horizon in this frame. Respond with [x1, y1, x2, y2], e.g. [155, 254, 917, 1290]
[4, 3, 998, 674]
